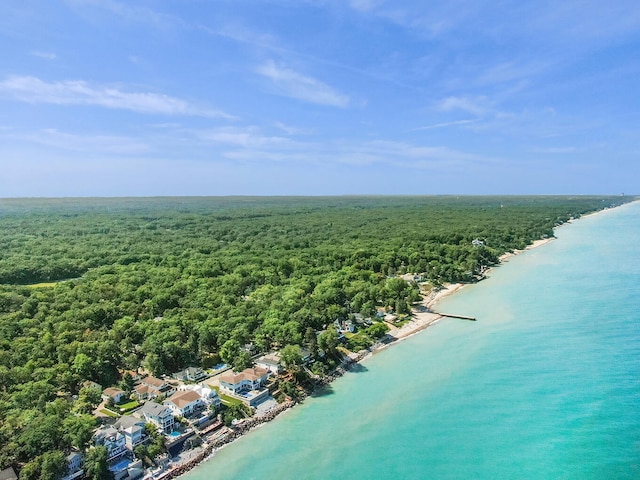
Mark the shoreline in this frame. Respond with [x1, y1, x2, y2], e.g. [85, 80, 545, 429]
[160, 208, 623, 478]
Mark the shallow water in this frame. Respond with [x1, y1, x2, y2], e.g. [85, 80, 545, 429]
[185, 202, 640, 479]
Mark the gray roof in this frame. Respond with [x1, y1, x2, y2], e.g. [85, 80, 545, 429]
[114, 416, 145, 430]
[0, 468, 17, 480]
[139, 401, 170, 417]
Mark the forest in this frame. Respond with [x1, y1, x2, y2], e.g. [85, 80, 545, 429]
[0, 195, 633, 476]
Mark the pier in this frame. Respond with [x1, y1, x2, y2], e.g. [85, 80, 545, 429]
[434, 312, 476, 321]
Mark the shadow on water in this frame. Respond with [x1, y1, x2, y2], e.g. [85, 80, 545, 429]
[311, 384, 335, 397]
[348, 363, 368, 374]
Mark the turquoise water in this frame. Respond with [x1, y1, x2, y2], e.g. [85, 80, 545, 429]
[186, 202, 640, 479]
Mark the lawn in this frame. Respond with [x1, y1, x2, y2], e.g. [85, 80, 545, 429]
[117, 399, 140, 412]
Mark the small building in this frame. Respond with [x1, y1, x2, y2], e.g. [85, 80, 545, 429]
[102, 387, 127, 404]
[137, 402, 175, 434]
[172, 367, 207, 383]
[164, 390, 205, 417]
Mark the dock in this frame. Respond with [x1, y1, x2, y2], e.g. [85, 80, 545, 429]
[434, 312, 476, 321]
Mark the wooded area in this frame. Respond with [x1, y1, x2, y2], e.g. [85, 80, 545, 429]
[0, 195, 632, 475]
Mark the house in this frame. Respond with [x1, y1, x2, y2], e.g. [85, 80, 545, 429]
[137, 402, 174, 434]
[334, 319, 355, 334]
[120, 370, 142, 384]
[81, 380, 103, 392]
[102, 387, 127, 404]
[472, 238, 485, 246]
[255, 353, 282, 374]
[62, 452, 83, 480]
[134, 376, 175, 400]
[114, 416, 146, 450]
[0, 467, 17, 480]
[172, 367, 207, 383]
[93, 426, 127, 461]
[218, 367, 270, 395]
[178, 384, 221, 409]
[164, 390, 205, 417]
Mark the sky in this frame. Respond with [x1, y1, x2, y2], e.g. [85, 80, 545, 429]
[1, 0, 639, 197]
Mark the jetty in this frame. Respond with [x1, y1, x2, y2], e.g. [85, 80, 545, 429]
[434, 312, 476, 321]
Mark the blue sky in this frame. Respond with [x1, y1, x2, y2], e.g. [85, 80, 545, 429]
[1, 0, 639, 196]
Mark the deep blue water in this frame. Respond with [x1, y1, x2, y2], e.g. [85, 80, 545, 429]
[185, 201, 640, 479]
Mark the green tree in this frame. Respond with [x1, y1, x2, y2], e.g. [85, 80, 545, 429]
[40, 450, 68, 480]
[63, 414, 97, 450]
[85, 446, 111, 480]
[318, 329, 339, 357]
[232, 350, 252, 371]
[219, 339, 240, 365]
[279, 344, 303, 373]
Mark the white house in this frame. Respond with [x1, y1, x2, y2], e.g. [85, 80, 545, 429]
[218, 367, 270, 395]
[93, 426, 127, 461]
[138, 402, 175, 434]
[255, 353, 282, 374]
[114, 416, 146, 450]
[178, 384, 221, 409]
[134, 376, 175, 400]
[172, 367, 207, 383]
[102, 387, 127, 404]
[164, 390, 205, 417]
[62, 452, 83, 480]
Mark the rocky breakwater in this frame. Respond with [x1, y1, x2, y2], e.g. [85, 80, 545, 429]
[157, 400, 295, 480]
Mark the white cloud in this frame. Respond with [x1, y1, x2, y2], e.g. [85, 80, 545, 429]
[256, 61, 350, 108]
[412, 119, 479, 131]
[532, 146, 579, 154]
[0, 75, 232, 118]
[19, 128, 151, 155]
[436, 95, 491, 116]
[30, 51, 57, 60]
[274, 122, 312, 136]
[196, 126, 293, 148]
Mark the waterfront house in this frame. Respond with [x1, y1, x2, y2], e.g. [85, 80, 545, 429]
[164, 390, 205, 417]
[218, 367, 270, 395]
[178, 384, 221, 409]
[93, 426, 127, 461]
[137, 402, 174, 434]
[255, 353, 282, 374]
[62, 452, 83, 480]
[102, 387, 127, 404]
[172, 367, 207, 383]
[113, 416, 146, 450]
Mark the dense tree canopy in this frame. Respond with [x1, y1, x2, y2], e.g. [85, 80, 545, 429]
[0, 195, 633, 473]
